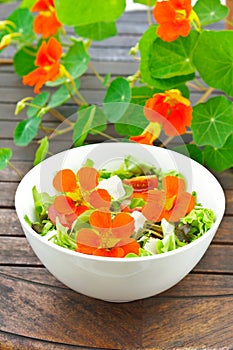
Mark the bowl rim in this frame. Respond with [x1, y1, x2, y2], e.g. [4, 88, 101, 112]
[15, 143, 226, 263]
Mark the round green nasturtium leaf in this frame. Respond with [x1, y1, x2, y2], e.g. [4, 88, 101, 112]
[173, 144, 204, 165]
[0, 148, 12, 170]
[133, 0, 156, 5]
[139, 25, 195, 89]
[115, 103, 148, 137]
[203, 134, 233, 172]
[27, 92, 50, 118]
[74, 21, 117, 41]
[8, 8, 34, 43]
[48, 79, 80, 109]
[13, 46, 37, 77]
[104, 77, 131, 122]
[14, 116, 41, 146]
[194, 0, 228, 26]
[55, 0, 126, 26]
[73, 105, 107, 146]
[191, 96, 233, 148]
[62, 41, 90, 80]
[34, 137, 49, 166]
[193, 31, 233, 97]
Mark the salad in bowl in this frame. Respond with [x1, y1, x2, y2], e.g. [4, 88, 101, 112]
[25, 153, 215, 258]
[15, 143, 224, 301]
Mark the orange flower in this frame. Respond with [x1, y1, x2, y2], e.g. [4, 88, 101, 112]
[153, 0, 193, 42]
[142, 175, 195, 222]
[76, 210, 140, 257]
[130, 122, 161, 145]
[22, 37, 62, 93]
[144, 89, 192, 136]
[48, 167, 111, 228]
[31, 0, 62, 38]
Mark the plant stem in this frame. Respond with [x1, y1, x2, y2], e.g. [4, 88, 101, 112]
[197, 87, 214, 104]
[8, 161, 22, 180]
[48, 125, 74, 140]
[49, 108, 73, 126]
[160, 136, 174, 148]
[88, 62, 104, 84]
[186, 81, 207, 91]
[147, 1, 153, 26]
[91, 129, 119, 142]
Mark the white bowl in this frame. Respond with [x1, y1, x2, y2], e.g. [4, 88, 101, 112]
[15, 143, 225, 302]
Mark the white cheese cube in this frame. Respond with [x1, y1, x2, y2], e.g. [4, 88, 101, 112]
[144, 237, 160, 255]
[130, 210, 147, 232]
[98, 175, 125, 200]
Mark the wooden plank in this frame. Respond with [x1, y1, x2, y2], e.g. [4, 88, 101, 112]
[1, 266, 233, 297]
[0, 271, 232, 349]
[0, 272, 143, 349]
[142, 296, 233, 349]
[0, 331, 86, 350]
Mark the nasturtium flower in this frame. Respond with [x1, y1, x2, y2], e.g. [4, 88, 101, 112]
[48, 167, 111, 228]
[144, 89, 192, 136]
[130, 122, 161, 145]
[31, 0, 62, 38]
[142, 175, 196, 222]
[76, 210, 140, 257]
[22, 37, 62, 93]
[153, 0, 194, 42]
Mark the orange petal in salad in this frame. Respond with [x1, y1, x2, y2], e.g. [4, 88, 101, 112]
[53, 169, 77, 192]
[77, 167, 99, 191]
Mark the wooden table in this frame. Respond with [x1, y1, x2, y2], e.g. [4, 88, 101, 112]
[1, 3, 233, 349]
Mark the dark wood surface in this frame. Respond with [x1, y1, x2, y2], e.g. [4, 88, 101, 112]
[0, 3, 233, 349]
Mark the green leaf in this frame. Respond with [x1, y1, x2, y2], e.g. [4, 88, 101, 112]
[203, 134, 233, 172]
[193, 31, 233, 97]
[149, 31, 199, 79]
[20, 0, 35, 8]
[191, 96, 233, 148]
[73, 105, 107, 146]
[139, 25, 195, 88]
[115, 103, 148, 137]
[14, 116, 41, 146]
[133, 0, 156, 5]
[8, 8, 34, 43]
[48, 80, 80, 108]
[194, 0, 228, 26]
[74, 21, 117, 41]
[27, 92, 50, 118]
[173, 144, 204, 165]
[13, 46, 37, 77]
[0, 148, 12, 170]
[56, 0, 126, 26]
[104, 77, 131, 122]
[130, 86, 161, 105]
[63, 41, 90, 80]
[34, 137, 49, 166]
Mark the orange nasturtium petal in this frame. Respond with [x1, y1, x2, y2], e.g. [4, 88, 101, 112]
[53, 195, 76, 214]
[76, 228, 101, 249]
[31, 0, 55, 12]
[112, 212, 135, 238]
[89, 210, 112, 230]
[162, 176, 186, 198]
[77, 167, 99, 191]
[153, 0, 192, 42]
[32, 0, 62, 38]
[53, 169, 77, 192]
[36, 37, 62, 67]
[87, 189, 111, 209]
